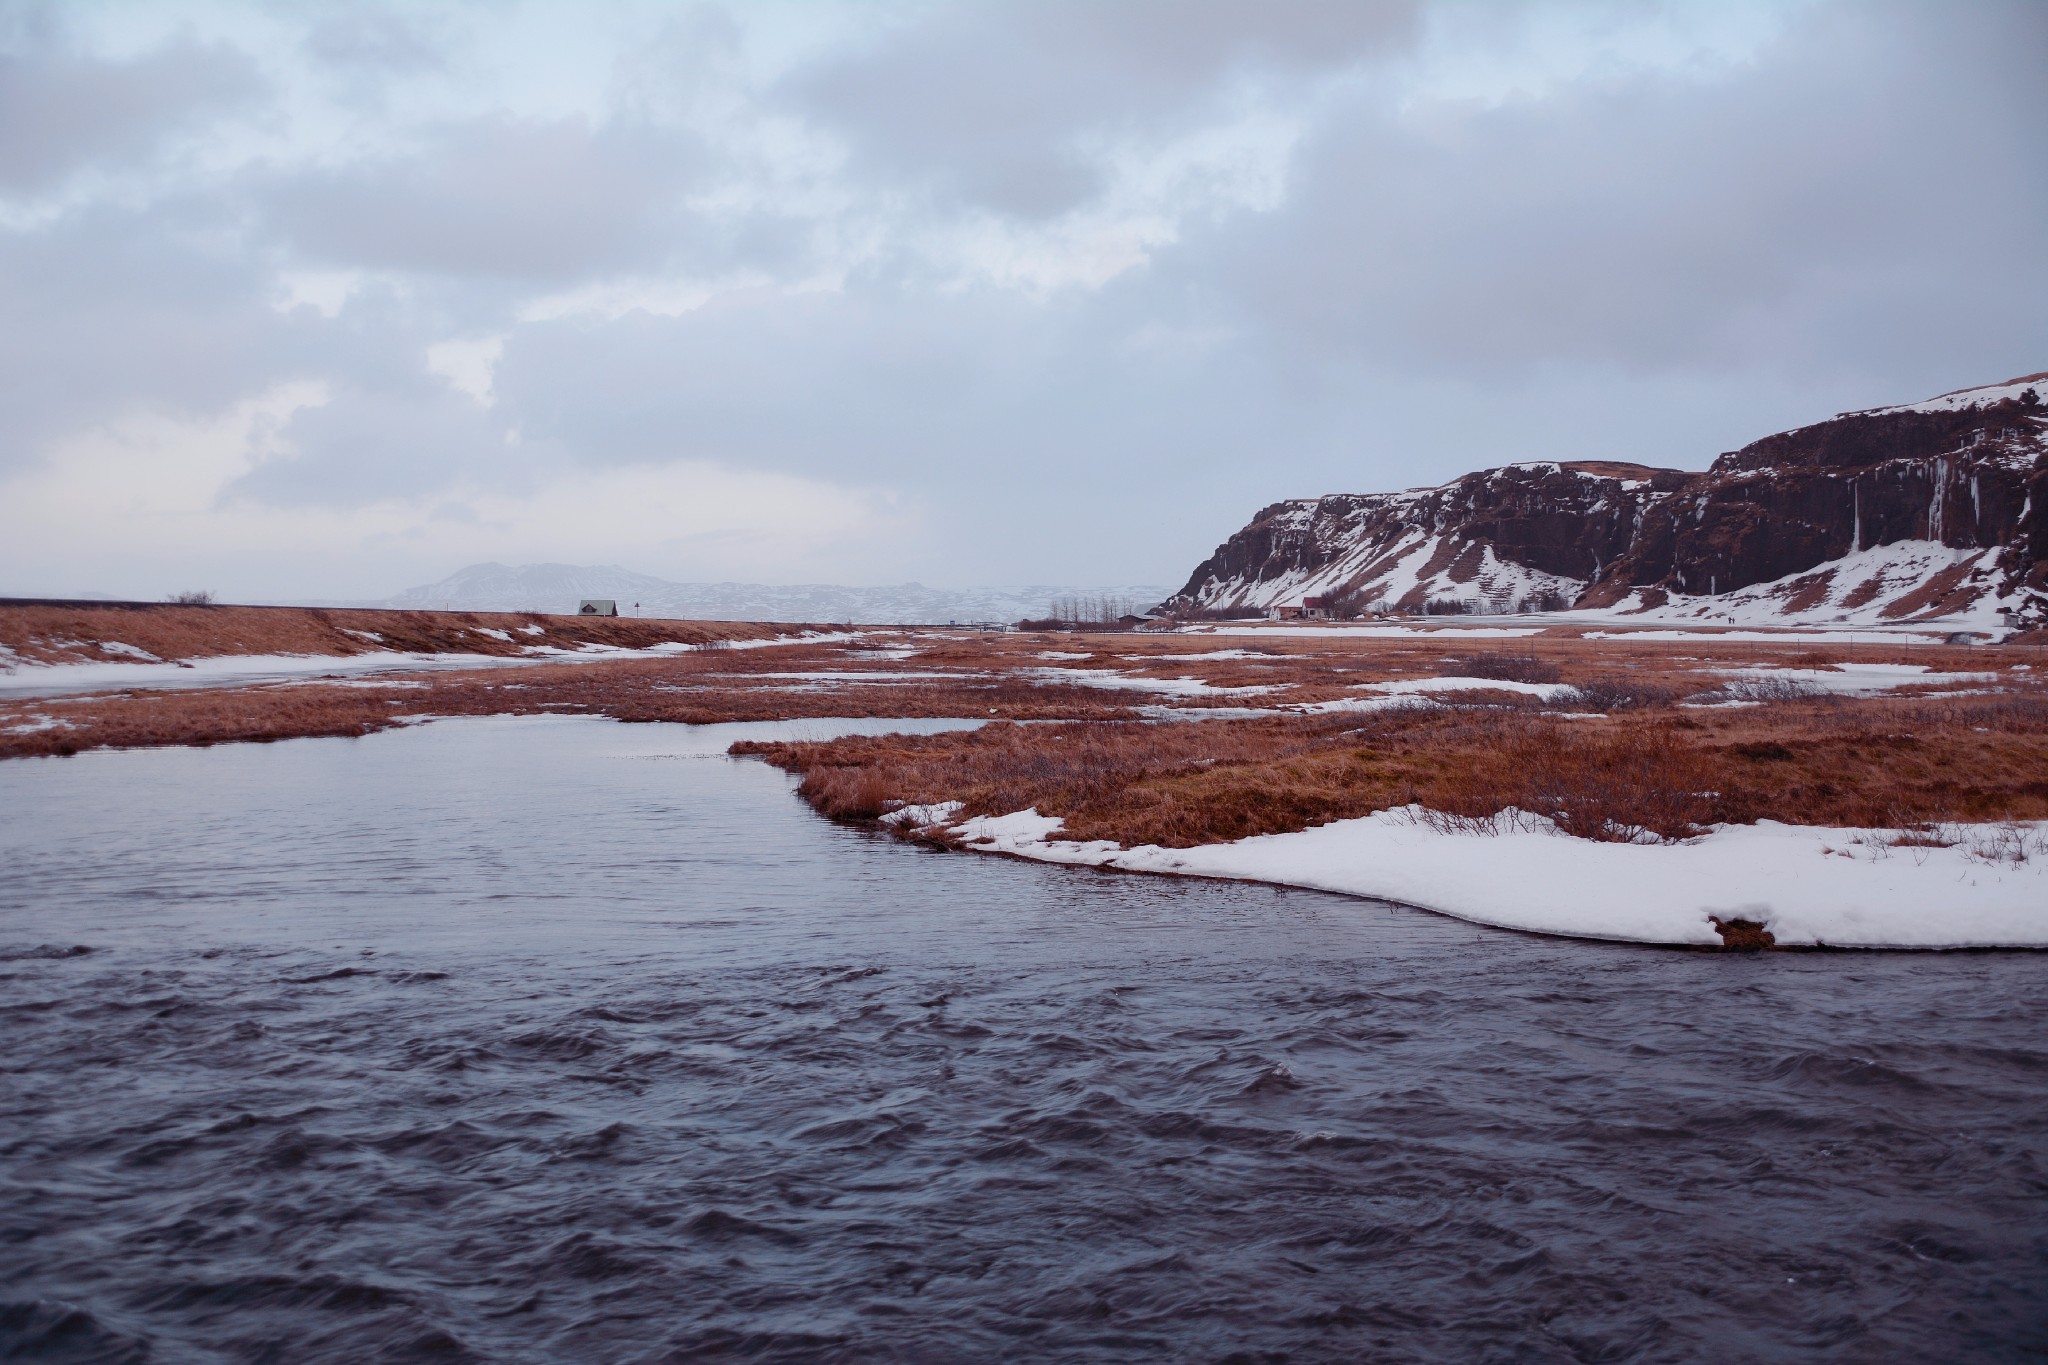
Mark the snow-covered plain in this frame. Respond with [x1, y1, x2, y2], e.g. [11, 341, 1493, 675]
[935, 807, 2048, 949]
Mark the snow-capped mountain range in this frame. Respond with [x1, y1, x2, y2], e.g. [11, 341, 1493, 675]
[1165, 372, 2048, 629]
[349, 563, 1173, 625]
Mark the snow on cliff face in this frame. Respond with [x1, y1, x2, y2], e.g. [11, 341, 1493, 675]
[1166, 377, 2048, 627]
[1619, 541, 2023, 630]
[363, 564, 1175, 625]
[1853, 371, 2048, 417]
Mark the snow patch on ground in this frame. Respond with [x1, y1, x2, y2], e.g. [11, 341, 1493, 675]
[2, 714, 73, 735]
[1582, 628, 1952, 643]
[1284, 696, 1440, 717]
[1136, 649, 1268, 661]
[881, 801, 965, 830]
[1355, 676, 1578, 701]
[946, 807, 2048, 949]
[1026, 668, 1280, 697]
[1179, 625, 1545, 639]
[1710, 663, 2001, 696]
[0, 632, 862, 698]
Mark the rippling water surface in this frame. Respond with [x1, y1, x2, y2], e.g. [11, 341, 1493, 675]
[2, 715, 2044, 1363]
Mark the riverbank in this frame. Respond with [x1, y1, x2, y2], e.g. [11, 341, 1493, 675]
[8, 616, 2048, 948]
[732, 683, 2048, 950]
[935, 804, 2048, 949]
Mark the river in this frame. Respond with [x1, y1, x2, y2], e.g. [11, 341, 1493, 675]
[1, 715, 2042, 1362]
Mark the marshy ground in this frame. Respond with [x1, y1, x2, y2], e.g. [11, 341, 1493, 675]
[5, 601, 2045, 857]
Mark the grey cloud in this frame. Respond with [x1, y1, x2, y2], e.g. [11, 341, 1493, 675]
[1011, 0, 1421, 79]
[1192, 0, 2048, 390]
[0, 36, 264, 191]
[264, 117, 702, 280]
[787, 0, 1419, 218]
[0, 199, 319, 474]
[8, 0, 2046, 594]
[235, 380, 540, 508]
[301, 7, 445, 71]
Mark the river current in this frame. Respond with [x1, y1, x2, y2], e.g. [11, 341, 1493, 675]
[1, 715, 2042, 1362]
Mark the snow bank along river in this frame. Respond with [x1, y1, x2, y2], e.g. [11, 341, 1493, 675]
[2, 715, 2044, 1361]
[935, 806, 2048, 949]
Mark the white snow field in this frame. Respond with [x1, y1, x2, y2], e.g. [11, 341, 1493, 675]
[933, 807, 2048, 949]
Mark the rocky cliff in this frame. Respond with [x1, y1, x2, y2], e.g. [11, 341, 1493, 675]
[1162, 373, 2048, 628]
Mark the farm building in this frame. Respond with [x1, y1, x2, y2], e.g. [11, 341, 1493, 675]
[1269, 596, 1332, 621]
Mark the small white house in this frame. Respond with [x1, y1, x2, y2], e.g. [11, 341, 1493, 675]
[578, 599, 619, 617]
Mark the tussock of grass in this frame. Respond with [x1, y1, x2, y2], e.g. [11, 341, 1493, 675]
[1566, 675, 1679, 712]
[1445, 652, 1563, 684]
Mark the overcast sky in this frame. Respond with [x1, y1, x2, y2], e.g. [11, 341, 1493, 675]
[2, 0, 2042, 600]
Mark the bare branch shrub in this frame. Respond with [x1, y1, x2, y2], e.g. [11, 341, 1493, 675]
[1425, 722, 1715, 843]
[1566, 675, 1678, 711]
[1720, 676, 1825, 703]
[1446, 652, 1562, 683]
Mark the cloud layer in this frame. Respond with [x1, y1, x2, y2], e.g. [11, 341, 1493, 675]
[2, 0, 2043, 600]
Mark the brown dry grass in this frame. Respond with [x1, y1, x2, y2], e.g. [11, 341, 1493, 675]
[0, 602, 788, 665]
[737, 689, 2048, 848]
[7, 617, 2046, 862]
[0, 648, 1138, 760]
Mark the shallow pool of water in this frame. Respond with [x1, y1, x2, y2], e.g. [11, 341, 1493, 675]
[1, 715, 2043, 1362]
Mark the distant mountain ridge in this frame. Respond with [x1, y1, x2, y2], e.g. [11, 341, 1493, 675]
[352, 563, 1174, 625]
[1165, 372, 2048, 629]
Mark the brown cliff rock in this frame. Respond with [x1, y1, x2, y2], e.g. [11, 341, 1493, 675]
[1163, 374, 2047, 626]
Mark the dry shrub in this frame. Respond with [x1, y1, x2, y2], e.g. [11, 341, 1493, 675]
[738, 718, 1374, 845]
[1720, 675, 1825, 703]
[1446, 652, 1562, 683]
[797, 765, 897, 820]
[1566, 675, 1678, 712]
[1415, 721, 1714, 842]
